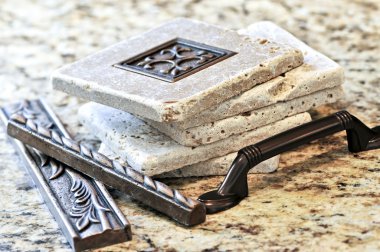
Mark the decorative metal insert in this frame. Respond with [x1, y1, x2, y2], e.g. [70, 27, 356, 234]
[0, 99, 131, 251]
[7, 108, 207, 227]
[113, 38, 236, 82]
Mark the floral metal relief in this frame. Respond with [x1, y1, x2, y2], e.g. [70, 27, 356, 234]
[114, 38, 236, 82]
[12, 101, 111, 232]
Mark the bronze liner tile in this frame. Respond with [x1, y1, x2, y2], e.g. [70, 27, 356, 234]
[6, 105, 207, 227]
[0, 99, 132, 252]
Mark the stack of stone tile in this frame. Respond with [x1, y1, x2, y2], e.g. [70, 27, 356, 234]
[52, 19, 344, 178]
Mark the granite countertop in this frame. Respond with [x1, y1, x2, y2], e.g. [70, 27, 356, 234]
[0, 0, 379, 251]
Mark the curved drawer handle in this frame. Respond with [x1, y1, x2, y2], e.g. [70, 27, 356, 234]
[198, 111, 380, 214]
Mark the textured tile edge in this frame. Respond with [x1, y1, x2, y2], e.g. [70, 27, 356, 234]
[145, 86, 345, 146]
[98, 144, 281, 178]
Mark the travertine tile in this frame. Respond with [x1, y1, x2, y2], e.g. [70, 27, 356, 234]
[79, 102, 311, 175]
[53, 18, 303, 122]
[146, 86, 344, 146]
[163, 21, 344, 130]
[98, 144, 280, 178]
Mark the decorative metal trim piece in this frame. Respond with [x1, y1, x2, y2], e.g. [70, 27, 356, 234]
[0, 99, 132, 252]
[113, 38, 236, 82]
[7, 110, 207, 226]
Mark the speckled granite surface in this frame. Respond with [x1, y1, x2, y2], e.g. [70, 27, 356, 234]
[0, 0, 379, 251]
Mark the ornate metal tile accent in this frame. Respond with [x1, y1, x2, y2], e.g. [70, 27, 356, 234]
[0, 99, 132, 251]
[114, 38, 236, 82]
[7, 102, 207, 226]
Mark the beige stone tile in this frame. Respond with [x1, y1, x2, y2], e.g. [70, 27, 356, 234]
[79, 102, 311, 175]
[146, 86, 344, 146]
[163, 21, 344, 130]
[98, 144, 280, 178]
[52, 18, 303, 122]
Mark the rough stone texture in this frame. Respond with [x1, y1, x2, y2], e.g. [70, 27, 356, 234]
[147, 86, 344, 146]
[98, 144, 281, 178]
[161, 21, 344, 130]
[79, 102, 311, 175]
[1, 1, 380, 251]
[52, 18, 304, 122]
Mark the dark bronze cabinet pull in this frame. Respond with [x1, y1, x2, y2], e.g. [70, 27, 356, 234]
[198, 111, 380, 214]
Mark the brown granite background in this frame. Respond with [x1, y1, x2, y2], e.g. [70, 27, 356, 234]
[0, 0, 379, 251]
